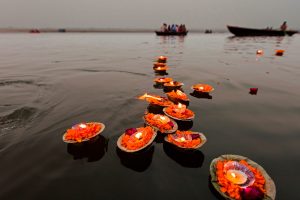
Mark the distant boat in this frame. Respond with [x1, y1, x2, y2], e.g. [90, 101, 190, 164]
[227, 25, 298, 36]
[205, 29, 212, 34]
[29, 29, 40, 33]
[155, 31, 188, 36]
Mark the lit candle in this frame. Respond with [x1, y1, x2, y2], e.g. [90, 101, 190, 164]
[159, 116, 170, 123]
[275, 49, 285, 56]
[225, 170, 248, 185]
[256, 50, 264, 55]
[78, 123, 87, 129]
[135, 132, 143, 139]
[198, 86, 204, 91]
[175, 103, 186, 113]
[176, 90, 185, 97]
[169, 81, 174, 86]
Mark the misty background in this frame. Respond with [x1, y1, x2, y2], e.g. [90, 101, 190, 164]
[0, 0, 299, 30]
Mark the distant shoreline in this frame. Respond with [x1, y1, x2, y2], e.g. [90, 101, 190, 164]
[0, 28, 228, 33]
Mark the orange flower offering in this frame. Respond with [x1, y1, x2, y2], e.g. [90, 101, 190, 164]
[138, 93, 173, 107]
[64, 122, 102, 143]
[164, 103, 194, 120]
[167, 130, 202, 148]
[167, 90, 189, 101]
[144, 113, 176, 133]
[157, 56, 168, 63]
[192, 83, 214, 93]
[256, 50, 264, 55]
[154, 66, 169, 72]
[153, 62, 166, 68]
[154, 77, 173, 83]
[164, 81, 183, 88]
[275, 49, 284, 56]
[215, 160, 266, 200]
[120, 126, 154, 151]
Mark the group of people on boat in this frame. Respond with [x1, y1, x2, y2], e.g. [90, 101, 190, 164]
[160, 23, 187, 33]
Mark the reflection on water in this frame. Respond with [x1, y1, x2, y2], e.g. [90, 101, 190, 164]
[190, 91, 213, 99]
[163, 142, 204, 168]
[67, 135, 108, 162]
[116, 145, 154, 172]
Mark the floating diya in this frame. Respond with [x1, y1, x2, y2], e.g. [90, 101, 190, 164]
[153, 62, 166, 68]
[157, 56, 168, 63]
[163, 103, 195, 121]
[167, 90, 189, 103]
[256, 49, 264, 55]
[138, 93, 173, 107]
[117, 126, 157, 153]
[210, 154, 276, 200]
[164, 130, 207, 150]
[154, 77, 173, 84]
[144, 113, 178, 133]
[192, 83, 214, 93]
[164, 81, 184, 90]
[275, 49, 284, 56]
[154, 65, 169, 72]
[62, 122, 105, 143]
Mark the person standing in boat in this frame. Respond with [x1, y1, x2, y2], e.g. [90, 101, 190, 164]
[161, 23, 168, 32]
[280, 21, 287, 31]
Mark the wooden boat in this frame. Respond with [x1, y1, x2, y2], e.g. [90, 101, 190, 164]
[155, 31, 188, 36]
[227, 25, 298, 36]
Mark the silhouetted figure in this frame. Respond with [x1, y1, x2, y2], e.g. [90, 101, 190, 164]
[280, 21, 287, 31]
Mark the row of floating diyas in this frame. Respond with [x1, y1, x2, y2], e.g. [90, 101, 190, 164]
[210, 154, 276, 200]
[256, 49, 285, 56]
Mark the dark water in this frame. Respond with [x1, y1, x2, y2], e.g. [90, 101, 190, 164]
[0, 33, 299, 199]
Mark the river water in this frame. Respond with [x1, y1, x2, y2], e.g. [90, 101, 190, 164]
[0, 33, 299, 199]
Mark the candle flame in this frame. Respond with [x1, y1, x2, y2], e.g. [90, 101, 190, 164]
[176, 90, 184, 96]
[79, 123, 87, 129]
[135, 132, 142, 139]
[231, 173, 236, 178]
[138, 93, 162, 101]
[160, 116, 166, 120]
[178, 103, 183, 108]
[169, 81, 174, 85]
[180, 137, 186, 142]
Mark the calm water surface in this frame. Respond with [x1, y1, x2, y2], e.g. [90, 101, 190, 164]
[0, 33, 299, 199]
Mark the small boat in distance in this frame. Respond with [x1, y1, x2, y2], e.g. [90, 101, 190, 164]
[227, 25, 298, 36]
[155, 31, 188, 36]
[29, 29, 40, 33]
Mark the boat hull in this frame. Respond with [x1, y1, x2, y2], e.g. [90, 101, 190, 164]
[227, 25, 297, 36]
[155, 31, 188, 36]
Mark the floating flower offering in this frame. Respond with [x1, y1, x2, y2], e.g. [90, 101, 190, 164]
[138, 93, 173, 107]
[144, 113, 178, 133]
[154, 66, 169, 72]
[165, 130, 207, 149]
[62, 122, 105, 143]
[192, 83, 214, 93]
[153, 62, 166, 68]
[249, 88, 258, 95]
[210, 154, 276, 200]
[154, 77, 173, 84]
[275, 49, 284, 56]
[163, 103, 195, 121]
[256, 50, 264, 55]
[157, 56, 168, 63]
[117, 126, 157, 152]
[164, 81, 184, 89]
[167, 90, 189, 102]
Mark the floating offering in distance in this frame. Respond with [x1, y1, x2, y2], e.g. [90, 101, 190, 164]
[167, 90, 189, 102]
[144, 113, 178, 133]
[154, 77, 173, 84]
[117, 126, 157, 152]
[153, 62, 166, 68]
[157, 56, 168, 63]
[163, 103, 195, 121]
[210, 154, 276, 200]
[62, 122, 105, 143]
[249, 88, 258, 95]
[164, 81, 184, 90]
[275, 49, 285, 56]
[164, 130, 207, 150]
[192, 83, 214, 93]
[154, 65, 169, 72]
[256, 50, 264, 55]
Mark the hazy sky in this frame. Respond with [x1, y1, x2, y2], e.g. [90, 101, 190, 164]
[0, 0, 299, 30]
